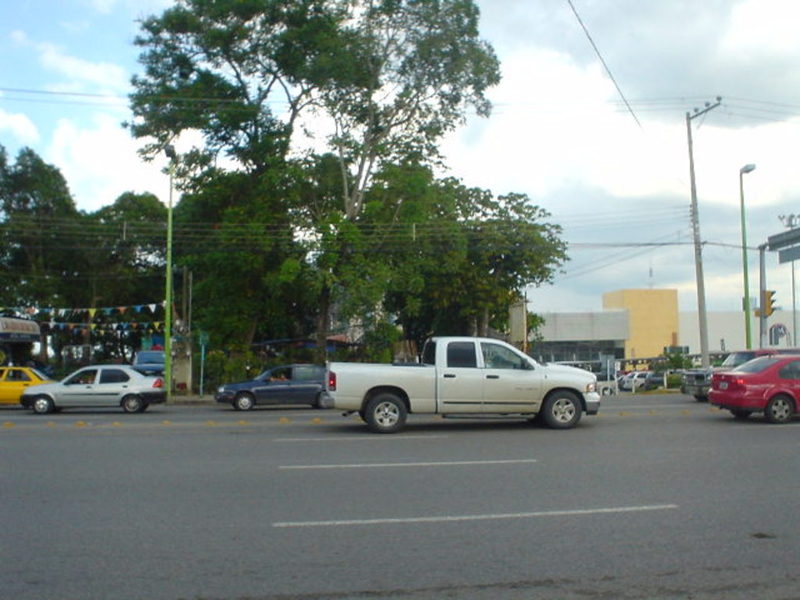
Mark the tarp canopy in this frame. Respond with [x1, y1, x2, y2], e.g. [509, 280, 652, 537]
[0, 317, 41, 343]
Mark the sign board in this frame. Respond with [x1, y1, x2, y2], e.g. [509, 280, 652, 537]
[767, 228, 800, 251]
[778, 246, 800, 264]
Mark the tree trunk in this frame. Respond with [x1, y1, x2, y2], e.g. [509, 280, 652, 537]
[315, 285, 332, 363]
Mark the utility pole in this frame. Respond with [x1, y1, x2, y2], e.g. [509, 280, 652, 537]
[686, 97, 722, 368]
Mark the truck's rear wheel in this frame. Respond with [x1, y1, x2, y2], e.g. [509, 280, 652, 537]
[541, 391, 582, 429]
[364, 393, 407, 433]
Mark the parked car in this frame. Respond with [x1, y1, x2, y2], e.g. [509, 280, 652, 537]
[619, 371, 650, 391]
[0, 366, 53, 405]
[132, 350, 166, 375]
[709, 354, 800, 423]
[215, 364, 327, 411]
[642, 371, 666, 391]
[20, 365, 166, 414]
[681, 348, 800, 402]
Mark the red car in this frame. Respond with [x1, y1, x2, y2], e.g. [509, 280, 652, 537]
[709, 354, 800, 423]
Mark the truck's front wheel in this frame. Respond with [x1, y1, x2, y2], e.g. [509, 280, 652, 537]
[364, 393, 407, 433]
[541, 391, 582, 429]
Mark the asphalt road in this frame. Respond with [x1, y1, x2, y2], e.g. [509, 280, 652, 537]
[3, 393, 800, 600]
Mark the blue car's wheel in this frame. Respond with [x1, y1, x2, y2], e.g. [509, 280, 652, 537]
[234, 393, 255, 411]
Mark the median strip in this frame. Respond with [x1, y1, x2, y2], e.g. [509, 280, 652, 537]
[273, 504, 679, 528]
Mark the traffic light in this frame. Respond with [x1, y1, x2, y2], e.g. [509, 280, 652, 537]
[763, 290, 777, 316]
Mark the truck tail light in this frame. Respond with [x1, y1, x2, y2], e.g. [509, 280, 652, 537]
[153, 378, 164, 388]
[328, 371, 337, 391]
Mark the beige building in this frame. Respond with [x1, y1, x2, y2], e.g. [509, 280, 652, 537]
[535, 286, 798, 369]
[602, 289, 679, 359]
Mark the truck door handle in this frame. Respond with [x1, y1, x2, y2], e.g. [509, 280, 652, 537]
[486, 375, 499, 379]
[443, 374, 456, 378]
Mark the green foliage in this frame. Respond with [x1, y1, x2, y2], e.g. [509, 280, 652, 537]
[0, 3, 570, 375]
[319, 1, 501, 219]
[360, 321, 401, 363]
[0, 146, 82, 306]
[664, 352, 693, 370]
[666, 373, 683, 389]
[203, 349, 265, 390]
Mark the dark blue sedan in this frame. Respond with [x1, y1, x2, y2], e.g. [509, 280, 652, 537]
[215, 364, 327, 410]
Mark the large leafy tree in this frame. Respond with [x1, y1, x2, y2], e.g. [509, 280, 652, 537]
[0, 145, 82, 307]
[129, 0, 350, 172]
[374, 175, 568, 345]
[172, 168, 320, 349]
[128, 0, 501, 354]
[319, 0, 500, 220]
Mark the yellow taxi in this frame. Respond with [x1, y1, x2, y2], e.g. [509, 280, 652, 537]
[0, 366, 54, 405]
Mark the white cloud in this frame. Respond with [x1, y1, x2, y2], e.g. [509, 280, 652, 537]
[37, 42, 128, 93]
[47, 115, 169, 211]
[88, 0, 118, 14]
[0, 108, 40, 144]
[441, 48, 689, 201]
[722, 0, 800, 57]
[11, 30, 128, 93]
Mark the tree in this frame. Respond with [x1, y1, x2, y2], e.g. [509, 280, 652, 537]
[0, 145, 82, 307]
[318, 0, 501, 220]
[129, 0, 350, 172]
[172, 168, 319, 349]
[379, 177, 568, 346]
[128, 0, 501, 354]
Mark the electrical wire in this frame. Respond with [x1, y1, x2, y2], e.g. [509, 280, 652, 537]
[567, 0, 642, 128]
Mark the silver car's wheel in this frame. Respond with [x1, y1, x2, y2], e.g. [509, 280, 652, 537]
[32, 396, 54, 415]
[541, 391, 582, 429]
[122, 395, 144, 414]
[364, 393, 407, 433]
[234, 393, 255, 411]
[765, 395, 794, 424]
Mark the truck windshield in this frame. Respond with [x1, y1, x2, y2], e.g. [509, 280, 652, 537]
[719, 351, 757, 369]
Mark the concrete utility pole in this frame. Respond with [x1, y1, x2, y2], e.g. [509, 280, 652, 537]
[686, 97, 722, 368]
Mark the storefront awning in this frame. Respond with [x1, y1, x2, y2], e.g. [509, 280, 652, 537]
[0, 317, 41, 343]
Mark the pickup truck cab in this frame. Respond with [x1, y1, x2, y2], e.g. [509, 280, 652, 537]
[324, 336, 600, 433]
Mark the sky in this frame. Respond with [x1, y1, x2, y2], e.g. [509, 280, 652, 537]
[2, 0, 800, 317]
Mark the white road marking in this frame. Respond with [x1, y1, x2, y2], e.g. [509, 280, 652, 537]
[273, 504, 679, 528]
[274, 434, 450, 443]
[278, 458, 539, 470]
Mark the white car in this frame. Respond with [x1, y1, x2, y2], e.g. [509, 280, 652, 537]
[20, 365, 166, 414]
[619, 371, 650, 391]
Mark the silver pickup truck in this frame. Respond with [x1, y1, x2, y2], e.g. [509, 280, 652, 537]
[323, 336, 600, 433]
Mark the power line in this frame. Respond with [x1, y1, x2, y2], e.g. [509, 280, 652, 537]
[565, 0, 642, 129]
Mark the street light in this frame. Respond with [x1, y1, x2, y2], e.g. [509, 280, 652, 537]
[164, 144, 176, 402]
[739, 163, 756, 349]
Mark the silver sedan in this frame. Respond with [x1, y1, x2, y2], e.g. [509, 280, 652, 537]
[20, 365, 167, 414]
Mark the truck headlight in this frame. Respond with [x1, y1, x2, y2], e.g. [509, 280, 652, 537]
[586, 382, 596, 393]
[217, 386, 225, 393]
